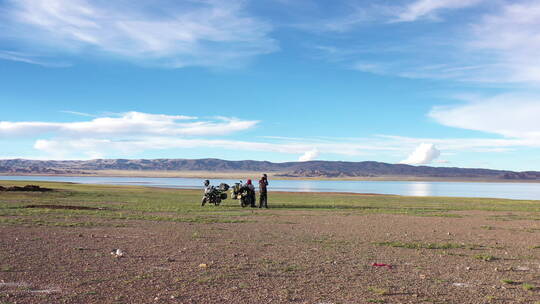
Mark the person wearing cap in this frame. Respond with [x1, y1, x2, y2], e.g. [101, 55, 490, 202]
[245, 179, 256, 207]
[258, 174, 269, 208]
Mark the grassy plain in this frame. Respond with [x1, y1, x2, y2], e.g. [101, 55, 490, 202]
[1, 180, 540, 303]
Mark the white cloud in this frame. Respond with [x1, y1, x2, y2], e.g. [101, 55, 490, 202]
[380, 134, 540, 151]
[429, 95, 540, 139]
[401, 143, 441, 165]
[298, 148, 319, 161]
[0, 112, 258, 138]
[28, 131, 537, 161]
[393, 0, 484, 22]
[33, 137, 291, 158]
[0, 0, 277, 67]
[0, 113, 417, 160]
[30, 137, 379, 160]
[4, 109, 540, 161]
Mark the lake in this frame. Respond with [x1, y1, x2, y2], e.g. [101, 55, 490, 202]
[1, 175, 540, 200]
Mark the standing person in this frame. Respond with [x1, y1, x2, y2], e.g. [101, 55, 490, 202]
[245, 179, 256, 207]
[258, 174, 269, 208]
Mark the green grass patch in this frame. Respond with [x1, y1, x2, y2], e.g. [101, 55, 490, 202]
[523, 283, 536, 291]
[474, 254, 497, 261]
[2, 180, 540, 214]
[0, 265, 13, 272]
[283, 264, 300, 272]
[1, 180, 540, 232]
[367, 287, 389, 296]
[501, 279, 516, 284]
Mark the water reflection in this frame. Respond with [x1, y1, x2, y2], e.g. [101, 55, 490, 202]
[295, 181, 318, 192]
[407, 182, 432, 196]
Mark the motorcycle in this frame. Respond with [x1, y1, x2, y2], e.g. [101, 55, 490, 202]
[201, 183, 229, 206]
[230, 181, 255, 208]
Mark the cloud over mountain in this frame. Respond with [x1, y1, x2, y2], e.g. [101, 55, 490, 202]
[298, 149, 320, 162]
[401, 143, 441, 165]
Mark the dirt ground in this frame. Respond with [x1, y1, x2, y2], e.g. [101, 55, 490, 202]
[2, 209, 540, 304]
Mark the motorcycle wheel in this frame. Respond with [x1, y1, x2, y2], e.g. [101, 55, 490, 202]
[214, 198, 221, 206]
[201, 197, 207, 206]
[240, 198, 247, 208]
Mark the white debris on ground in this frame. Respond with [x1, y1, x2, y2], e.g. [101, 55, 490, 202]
[30, 288, 61, 294]
[0, 282, 30, 288]
[0, 281, 60, 294]
[452, 283, 471, 288]
[111, 248, 124, 258]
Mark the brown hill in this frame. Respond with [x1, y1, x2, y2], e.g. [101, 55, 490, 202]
[1, 158, 539, 181]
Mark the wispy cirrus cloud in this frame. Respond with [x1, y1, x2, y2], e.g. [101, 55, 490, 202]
[313, 1, 540, 86]
[466, 1, 540, 84]
[392, 0, 484, 22]
[59, 111, 97, 118]
[0, 0, 277, 68]
[295, 0, 484, 34]
[0, 50, 70, 67]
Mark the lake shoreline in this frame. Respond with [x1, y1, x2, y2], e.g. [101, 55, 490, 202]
[2, 170, 540, 183]
[2, 176, 540, 200]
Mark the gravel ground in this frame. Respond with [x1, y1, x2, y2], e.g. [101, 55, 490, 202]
[1, 210, 540, 304]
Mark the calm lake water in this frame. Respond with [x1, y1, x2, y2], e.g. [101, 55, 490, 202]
[1, 175, 540, 200]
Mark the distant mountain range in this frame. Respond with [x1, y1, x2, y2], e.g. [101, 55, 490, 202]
[1, 158, 540, 181]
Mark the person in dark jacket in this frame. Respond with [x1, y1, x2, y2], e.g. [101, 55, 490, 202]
[245, 179, 256, 207]
[258, 174, 269, 208]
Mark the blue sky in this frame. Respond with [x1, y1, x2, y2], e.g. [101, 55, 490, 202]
[1, 0, 540, 171]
